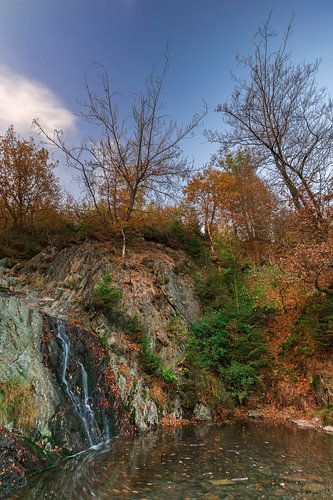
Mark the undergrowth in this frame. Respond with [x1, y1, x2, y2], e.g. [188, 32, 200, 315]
[279, 293, 333, 359]
[187, 247, 271, 404]
[139, 334, 177, 384]
[91, 272, 122, 312]
[0, 375, 37, 431]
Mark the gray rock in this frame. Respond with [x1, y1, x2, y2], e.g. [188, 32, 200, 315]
[310, 373, 333, 406]
[248, 410, 263, 419]
[15, 241, 202, 433]
[291, 419, 315, 429]
[172, 396, 183, 420]
[194, 403, 212, 421]
[0, 295, 60, 436]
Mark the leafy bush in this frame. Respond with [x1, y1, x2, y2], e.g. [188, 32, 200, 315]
[92, 272, 122, 313]
[140, 334, 161, 373]
[310, 406, 333, 425]
[181, 366, 228, 408]
[222, 362, 259, 404]
[161, 365, 178, 384]
[187, 310, 267, 403]
[168, 220, 207, 259]
[194, 265, 233, 310]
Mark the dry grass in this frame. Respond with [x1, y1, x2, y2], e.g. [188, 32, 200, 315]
[150, 380, 167, 405]
[0, 379, 37, 432]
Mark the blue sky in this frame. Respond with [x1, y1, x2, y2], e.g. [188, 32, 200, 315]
[0, 0, 332, 188]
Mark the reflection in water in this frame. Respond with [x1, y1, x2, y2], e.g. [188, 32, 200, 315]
[11, 423, 333, 499]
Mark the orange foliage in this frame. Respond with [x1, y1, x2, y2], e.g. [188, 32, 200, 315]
[184, 152, 277, 251]
[0, 126, 60, 231]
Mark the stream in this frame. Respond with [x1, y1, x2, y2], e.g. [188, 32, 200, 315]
[11, 422, 333, 499]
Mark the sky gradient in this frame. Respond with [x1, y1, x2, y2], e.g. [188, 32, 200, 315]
[0, 0, 333, 189]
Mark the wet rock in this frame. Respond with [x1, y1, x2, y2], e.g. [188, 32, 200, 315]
[290, 419, 315, 429]
[194, 403, 212, 421]
[134, 398, 159, 432]
[0, 258, 7, 268]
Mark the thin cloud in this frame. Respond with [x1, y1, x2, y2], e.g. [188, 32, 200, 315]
[0, 65, 76, 136]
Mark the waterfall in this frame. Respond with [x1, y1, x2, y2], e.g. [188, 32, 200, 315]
[56, 321, 103, 446]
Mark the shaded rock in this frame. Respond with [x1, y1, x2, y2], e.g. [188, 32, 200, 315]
[0, 258, 7, 269]
[0, 427, 56, 497]
[194, 403, 212, 421]
[311, 373, 333, 407]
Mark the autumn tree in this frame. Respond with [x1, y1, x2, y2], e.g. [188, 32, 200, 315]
[207, 16, 333, 219]
[185, 152, 276, 254]
[184, 165, 228, 251]
[35, 60, 206, 255]
[0, 126, 60, 231]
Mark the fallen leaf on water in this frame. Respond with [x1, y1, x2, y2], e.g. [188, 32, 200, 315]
[210, 479, 233, 486]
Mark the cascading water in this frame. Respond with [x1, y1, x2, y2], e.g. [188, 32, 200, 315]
[56, 321, 103, 446]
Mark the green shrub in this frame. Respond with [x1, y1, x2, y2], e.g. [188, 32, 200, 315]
[310, 406, 333, 425]
[194, 265, 233, 310]
[140, 334, 161, 373]
[123, 313, 143, 334]
[92, 272, 122, 313]
[140, 334, 177, 383]
[161, 365, 178, 384]
[181, 366, 228, 408]
[168, 220, 206, 259]
[187, 310, 267, 403]
[221, 362, 258, 404]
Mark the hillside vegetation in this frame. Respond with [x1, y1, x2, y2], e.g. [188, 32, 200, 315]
[0, 17, 332, 426]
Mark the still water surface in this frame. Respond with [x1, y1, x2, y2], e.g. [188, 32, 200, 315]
[12, 423, 333, 499]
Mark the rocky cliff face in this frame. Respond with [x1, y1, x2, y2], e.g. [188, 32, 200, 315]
[0, 239, 203, 460]
[0, 293, 59, 438]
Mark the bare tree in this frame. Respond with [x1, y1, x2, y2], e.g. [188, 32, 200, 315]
[207, 15, 333, 220]
[35, 60, 206, 256]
